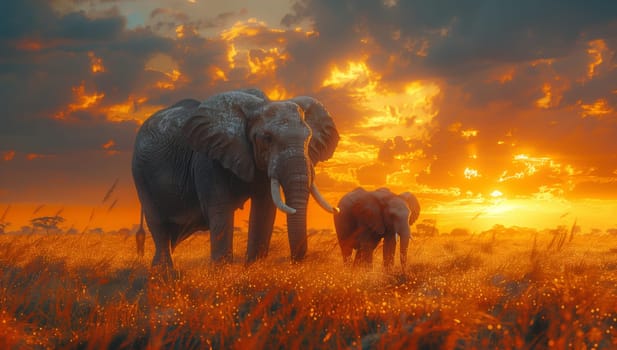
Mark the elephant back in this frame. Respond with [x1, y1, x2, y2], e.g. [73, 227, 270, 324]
[139, 99, 201, 139]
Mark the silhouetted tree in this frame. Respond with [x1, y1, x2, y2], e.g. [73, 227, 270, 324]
[30, 216, 65, 234]
[450, 228, 470, 236]
[88, 227, 104, 235]
[0, 222, 9, 234]
[416, 219, 438, 236]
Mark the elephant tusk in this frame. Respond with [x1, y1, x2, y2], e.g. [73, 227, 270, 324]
[310, 183, 337, 213]
[270, 178, 297, 214]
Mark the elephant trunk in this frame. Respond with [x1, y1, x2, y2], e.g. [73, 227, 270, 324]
[282, 174, 310, 261]
[275, 155, 311, 261]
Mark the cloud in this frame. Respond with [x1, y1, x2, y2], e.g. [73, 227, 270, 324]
[0, 0, 172, 156]
[1, 0, 617, 232]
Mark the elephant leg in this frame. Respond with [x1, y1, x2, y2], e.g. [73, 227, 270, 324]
[382, 232, 396, 270]
[207, 207, 234, 263]
[246, 193, 276, 263]
[148, 220, 178, 279]
[340, 242, 354, 265]
[353, 228, 376, 268]
[354, 246, 373, 268]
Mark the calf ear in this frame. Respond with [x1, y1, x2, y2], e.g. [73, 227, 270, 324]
[288, 96, 339, 165]
[183, 91, 265, 182]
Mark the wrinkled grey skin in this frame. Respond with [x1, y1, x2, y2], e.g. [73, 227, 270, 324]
[333, 187, 420, 269]
[132, 89, 339, 270]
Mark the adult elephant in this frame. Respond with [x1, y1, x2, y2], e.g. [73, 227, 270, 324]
[333, 187, 420, 269]
[132, 88, 339, 270]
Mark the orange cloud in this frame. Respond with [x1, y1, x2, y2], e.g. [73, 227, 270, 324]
[54, 81, 105, 120]
[586, 39, 607, 79]
[578, 99, 614, 119]
[15, 39, 43, 51]
[264, 85, 291, 100]
[487, 66, 516, 84]
[88, 51, 105, 73]
[102, 140, 119, 155]
[26, 153, 53, 161]
[322, 61, 375, 89]
[208, 66, 229, 82]
[213, 18, 298, 82]
[145, 54, 185, 90]
[97, 95, 165, 124]
[2, 150, 15, 161]
[155, 69, 182, 89]
[220, 18, 276, 41]
[175, 24, 197, 39]
[248, 48, 289, 76]
[535, 83, 553, 109]
[102, 140, 115, 149]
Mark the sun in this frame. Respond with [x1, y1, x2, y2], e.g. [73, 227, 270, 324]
[490, 190, 503, 198]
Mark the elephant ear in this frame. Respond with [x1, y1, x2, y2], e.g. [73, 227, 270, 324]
[288, 96, 339, 165]
[183, 91, 265, 182]
[399, 192, 421, 225]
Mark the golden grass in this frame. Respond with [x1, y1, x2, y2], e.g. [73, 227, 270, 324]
[0, 229, 616, 349]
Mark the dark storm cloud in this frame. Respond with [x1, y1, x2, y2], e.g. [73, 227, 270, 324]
[0, 1, 124, 42]
[56, 11, 125, 40]
[418, 1, 617, 73]
[0, 1, 55, 39]
[148, 8, 247, 33]
[283, 0, 617, 80]
[562, 68, 617, 106]
[0, 0, 173, 154]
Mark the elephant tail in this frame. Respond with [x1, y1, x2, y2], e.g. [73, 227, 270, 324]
[136, 207, 147, 237]
[135, 207, 146, 257]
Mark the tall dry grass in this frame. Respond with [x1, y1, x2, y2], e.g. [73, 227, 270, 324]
[0, 228, 615, 349]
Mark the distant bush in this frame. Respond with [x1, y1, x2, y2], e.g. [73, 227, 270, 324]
[416, 219, 439, 236]
[450, 228, 470, 236]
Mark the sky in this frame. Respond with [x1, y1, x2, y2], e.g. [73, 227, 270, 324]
[1, 0, 617, 234]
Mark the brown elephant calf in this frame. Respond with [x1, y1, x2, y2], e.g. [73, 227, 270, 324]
[333, 187, 420, 270]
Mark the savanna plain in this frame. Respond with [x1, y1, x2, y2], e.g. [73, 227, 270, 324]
[0, 225, 616, 349]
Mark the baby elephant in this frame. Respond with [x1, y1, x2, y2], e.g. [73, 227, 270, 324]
[334, 187, 420, 269]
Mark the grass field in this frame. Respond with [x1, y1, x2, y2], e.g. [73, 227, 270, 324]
[0, 227, 616, 349]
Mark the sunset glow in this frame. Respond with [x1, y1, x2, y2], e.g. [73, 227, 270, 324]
[1, 0, 617, 236]
[322, 61, 374, 88]
[2, 3, 617, 348]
